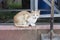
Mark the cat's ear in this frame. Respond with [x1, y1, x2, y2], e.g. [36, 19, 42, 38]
[31, 10, 40, 14]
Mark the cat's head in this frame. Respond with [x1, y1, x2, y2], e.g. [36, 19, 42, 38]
[31, 10, 40, 18]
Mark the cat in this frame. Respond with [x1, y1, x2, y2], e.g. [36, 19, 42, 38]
[14, 10, 40, 27]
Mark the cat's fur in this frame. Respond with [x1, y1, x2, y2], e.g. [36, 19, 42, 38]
[14, 10, 40, 27]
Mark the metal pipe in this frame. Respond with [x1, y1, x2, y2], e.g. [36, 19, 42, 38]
[35, 0, 38, 11]
[30, 0, 38, 11]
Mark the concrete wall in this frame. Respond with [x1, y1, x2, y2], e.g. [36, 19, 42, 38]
[0, 29, 60, 40]
[0, 30, 37, 40]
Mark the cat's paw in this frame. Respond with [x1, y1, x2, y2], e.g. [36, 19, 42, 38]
[31, 24, 35, 26]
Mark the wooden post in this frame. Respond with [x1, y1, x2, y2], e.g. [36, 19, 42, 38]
[50, 0, 54, 40]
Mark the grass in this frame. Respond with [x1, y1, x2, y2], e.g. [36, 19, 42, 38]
[7, 0, 22, 9]
[0, 11, 18, 23]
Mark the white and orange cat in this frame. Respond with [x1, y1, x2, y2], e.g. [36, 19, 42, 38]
[14, 10, 40, 27]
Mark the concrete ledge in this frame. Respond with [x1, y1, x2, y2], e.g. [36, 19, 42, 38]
[0, 24, 60, 30]
[0, 25, 60, 40]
